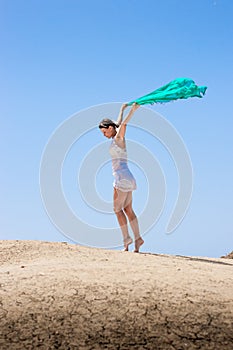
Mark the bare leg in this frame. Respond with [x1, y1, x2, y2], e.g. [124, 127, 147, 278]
[124, 204, 144, 253]
[113, 187, 133, 250]
[115, 210, 132, 251]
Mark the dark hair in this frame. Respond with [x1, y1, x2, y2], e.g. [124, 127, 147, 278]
[99, 118, 119, 129]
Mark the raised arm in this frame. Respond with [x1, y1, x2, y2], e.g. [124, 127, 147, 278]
[116, 103, 140, 139]
[116, 103, 128, 126]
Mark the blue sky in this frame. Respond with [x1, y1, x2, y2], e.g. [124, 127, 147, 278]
[1, 0, 233, 257]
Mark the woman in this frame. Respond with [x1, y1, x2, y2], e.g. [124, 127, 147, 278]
[99, 103, 144, 252]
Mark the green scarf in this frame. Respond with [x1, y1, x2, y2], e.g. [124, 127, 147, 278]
[127, 78, 207, 105]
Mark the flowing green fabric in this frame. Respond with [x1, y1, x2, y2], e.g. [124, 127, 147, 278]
[127, 78, 207, 106]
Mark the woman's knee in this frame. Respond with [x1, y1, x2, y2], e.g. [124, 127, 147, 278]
[114, 206, 123, 215]
[124, 205, 134, 217]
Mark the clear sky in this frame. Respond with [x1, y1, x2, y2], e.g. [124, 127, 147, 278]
[1, 0, 233, 258]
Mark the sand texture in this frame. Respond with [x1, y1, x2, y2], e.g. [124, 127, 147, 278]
[0, 240, 233, 350]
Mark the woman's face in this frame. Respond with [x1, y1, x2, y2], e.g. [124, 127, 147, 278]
[100, 126, 116, 138]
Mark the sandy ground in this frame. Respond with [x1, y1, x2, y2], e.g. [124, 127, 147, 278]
[0, 240, 233, 350]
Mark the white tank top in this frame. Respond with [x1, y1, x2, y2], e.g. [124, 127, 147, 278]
[109, 137, 136, 192]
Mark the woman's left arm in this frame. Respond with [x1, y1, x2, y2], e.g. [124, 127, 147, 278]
[116, 103, 140, 139]
[116, 103, 128, 126]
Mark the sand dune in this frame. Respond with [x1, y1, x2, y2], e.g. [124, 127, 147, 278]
[0, 240, 233, 350]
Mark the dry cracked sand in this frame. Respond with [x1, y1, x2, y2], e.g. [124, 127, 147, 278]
[0, 240, 232, 350]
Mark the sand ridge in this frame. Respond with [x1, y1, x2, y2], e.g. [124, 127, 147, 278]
[0, 240, 233, 349]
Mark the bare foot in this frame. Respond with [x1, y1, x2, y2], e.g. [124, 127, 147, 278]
[134, 237, 144, 253]
[123, 237, 133, 251]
